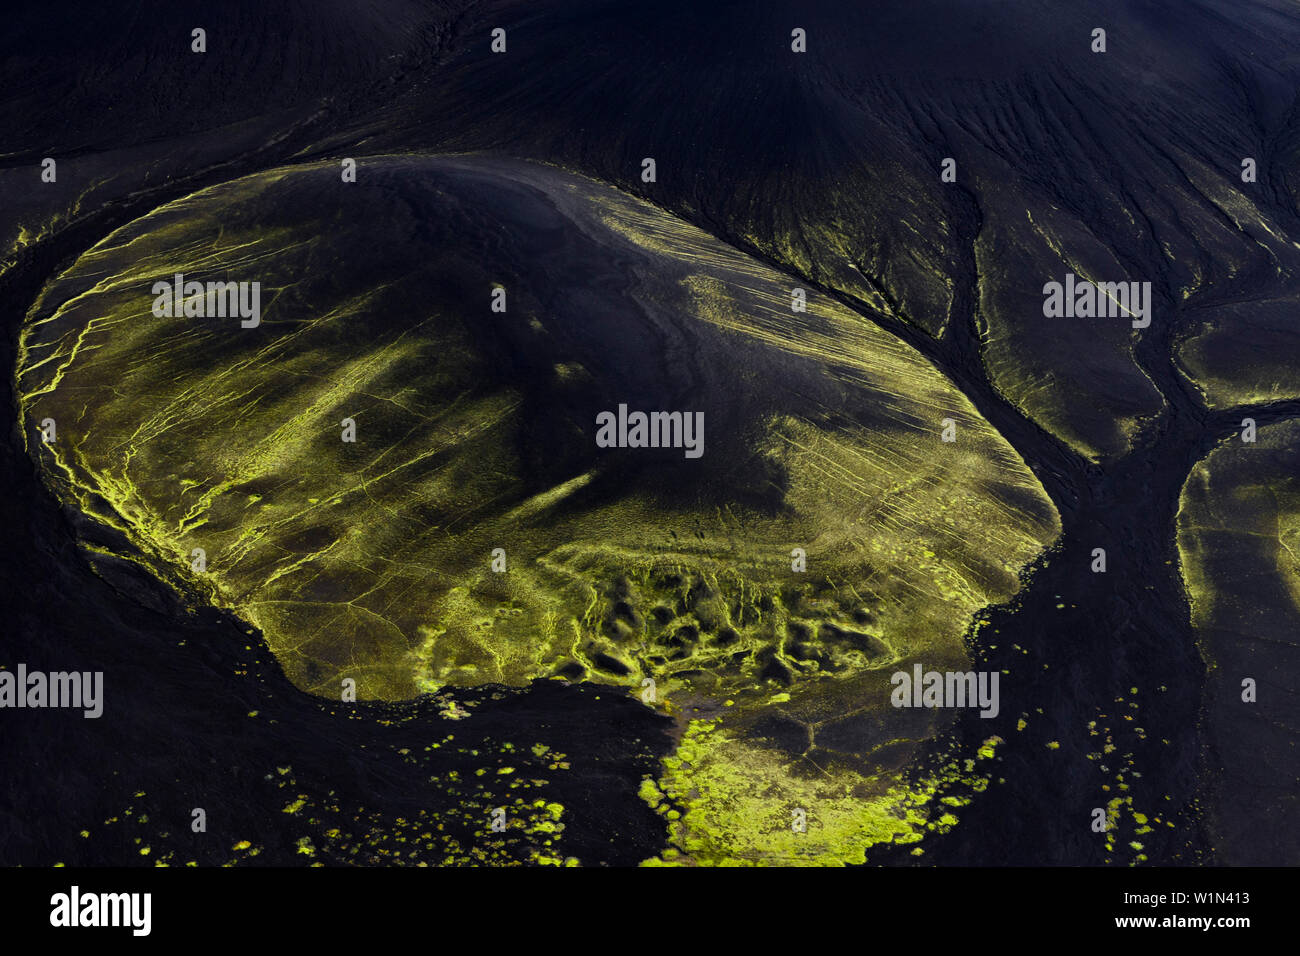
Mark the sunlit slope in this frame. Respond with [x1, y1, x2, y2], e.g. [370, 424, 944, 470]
[381, 0, 1300, 459]
[1176, 420, 1300, 865]
[18, 155, 1058, 706]
[964, 117, 1300, 459]
[1175, 296, 1300, 409]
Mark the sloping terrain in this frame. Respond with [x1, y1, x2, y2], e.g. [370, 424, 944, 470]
[3, 0, 1300, 866]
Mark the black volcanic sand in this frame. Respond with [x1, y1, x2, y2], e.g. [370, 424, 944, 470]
[0, 167, 674, 867]
[2, 0, 1300, 865]
[1177, 422, 1300, 866]
[0, 412, 674, 866]
[352, 0, 1300, 460]
[13, 155, 1066, 866]
[15, 154, 1054, 705]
